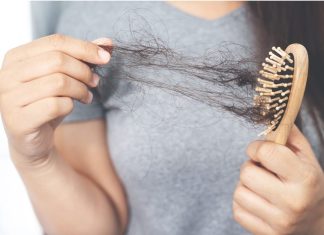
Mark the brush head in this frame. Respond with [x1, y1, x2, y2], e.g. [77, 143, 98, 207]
[254, 46, 295, 137]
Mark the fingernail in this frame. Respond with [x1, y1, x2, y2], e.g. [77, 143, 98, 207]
[98, 48, 111, 62]
[86, 91, 93, 104]
[92, 73, 100, 87]
[92, 37, 112, 45]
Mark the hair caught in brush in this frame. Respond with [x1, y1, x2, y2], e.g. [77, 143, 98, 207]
[89, 26, 270, 127]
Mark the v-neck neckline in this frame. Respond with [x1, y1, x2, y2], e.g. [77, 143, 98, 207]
[161, 1, 248, 26]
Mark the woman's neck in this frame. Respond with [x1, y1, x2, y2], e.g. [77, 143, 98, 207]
[166, 1, 245, 20]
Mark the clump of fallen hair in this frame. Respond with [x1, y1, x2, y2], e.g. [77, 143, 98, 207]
[89, 26, 270, 126]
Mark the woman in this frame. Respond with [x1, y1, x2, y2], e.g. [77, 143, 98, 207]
[0, 1, 324, 235]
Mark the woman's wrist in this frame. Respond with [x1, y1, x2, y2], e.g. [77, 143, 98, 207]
[9, 145, 58, 176]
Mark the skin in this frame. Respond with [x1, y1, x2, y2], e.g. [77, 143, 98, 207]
[0, 2, 323, 235]
[0, 35, 127, 235]
[169, 2, 324, 233]
[233, 125, 324, 235]
[167, 1, 244, 20]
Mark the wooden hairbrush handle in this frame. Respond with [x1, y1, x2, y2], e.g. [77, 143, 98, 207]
[265, 44, 309, 145]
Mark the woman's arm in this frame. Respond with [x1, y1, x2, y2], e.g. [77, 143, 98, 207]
[0, 34, 127, 235]
[12, 119, 128, 235]
[55, 119, 128, 234]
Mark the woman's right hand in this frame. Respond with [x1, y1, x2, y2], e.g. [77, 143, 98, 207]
[0, 34, 111, 167]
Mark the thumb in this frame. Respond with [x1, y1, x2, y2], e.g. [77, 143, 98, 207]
[92, 37, 112, 45]
[286, 124, 317, 162]
[50, 116, 65, 130]
[92, 38, 113, 54]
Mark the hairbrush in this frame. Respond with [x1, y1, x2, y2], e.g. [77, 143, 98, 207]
[254, 44, 309, 145]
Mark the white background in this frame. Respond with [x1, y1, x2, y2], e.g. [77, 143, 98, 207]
[0, 2, 43, 234]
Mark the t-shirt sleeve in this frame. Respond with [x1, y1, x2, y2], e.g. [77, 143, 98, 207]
[30, 2, 106, 123]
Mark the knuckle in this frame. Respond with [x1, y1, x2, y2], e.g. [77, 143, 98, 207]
[289, 197, 308, 214]
[48, 98, 62, 118]
[85, 67, 93, 82]
[50, 51, 66, 70]
[48, 34, 66, 49]
[239, 161, 249, 173]
[232, 206, 242, 224]
[48, 97, 74, 118]
[233, 186, 244, 202]
[60, 97, 74, 115]
[52, 74, 68, 91]
[64, 97, 74, 112]
[3, 113, 18, 132]
[233, 213, 238, 222]
[82, 41, 95, 55]
[78, 66, 92, 85]
[257, 142, 277, 159]
[3, 48, 15, 64]
[275, 215, 296, 234]
[233, 211, 240, 222]
[239, 162, 253, 182]
[79, 84, 89, 98]
[302, 165, 319, 187]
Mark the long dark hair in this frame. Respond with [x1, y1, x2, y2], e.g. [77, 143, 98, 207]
[93, 1, 323, 145]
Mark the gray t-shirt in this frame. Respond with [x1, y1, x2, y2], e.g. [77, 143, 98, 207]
[31, 2, 323, 235]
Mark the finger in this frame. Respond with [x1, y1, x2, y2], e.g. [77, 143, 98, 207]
[287, 125, 317, 163]
[233, 201, 274, 235]
[92, 37, 113, 46]
[240, 161, 284, 205]
[92, 38, 114, 59]
[287, 125, 311, 151]
[50, 116, 66, 130]
[19, 97, 74, 131]
[9, 73, 93, 106]
[234, 183, 285, 231]
[246, 140, 306, 181]
[3, 34, 111, 67]
[2, 51, 98, 87]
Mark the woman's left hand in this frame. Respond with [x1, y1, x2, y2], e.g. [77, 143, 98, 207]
[233, 125, 324, 235]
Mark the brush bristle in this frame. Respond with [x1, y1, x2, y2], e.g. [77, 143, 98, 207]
[255, 46, 294, 136]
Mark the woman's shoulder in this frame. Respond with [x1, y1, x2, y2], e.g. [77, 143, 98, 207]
[31, 2, 137, 39]
[31, 2, 65, 38]
[32, 2, 153, 40]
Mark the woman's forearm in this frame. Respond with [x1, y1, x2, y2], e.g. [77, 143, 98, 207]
[11, 148, 122, 235]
